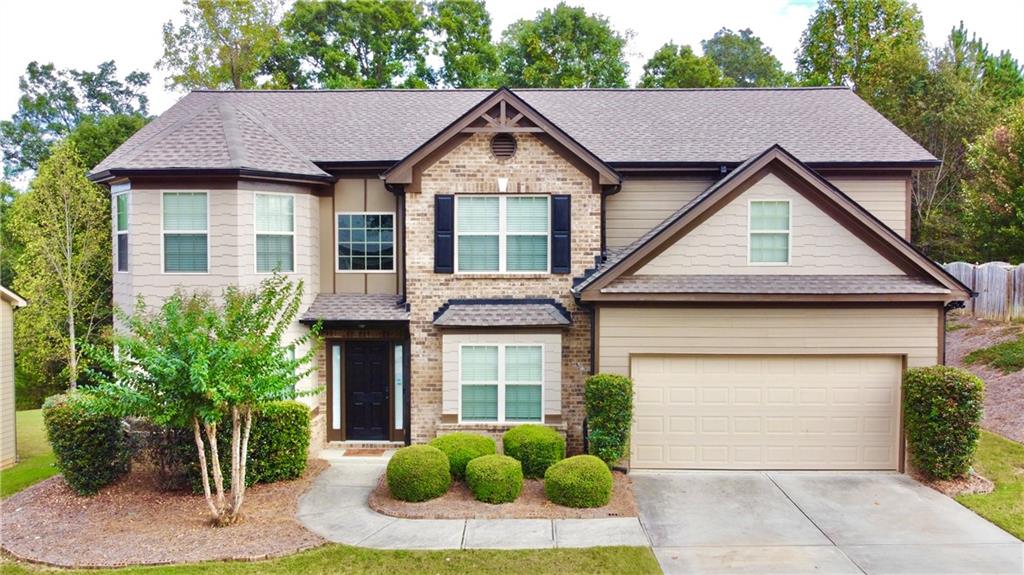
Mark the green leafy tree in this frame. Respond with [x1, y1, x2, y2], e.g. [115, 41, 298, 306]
[8, 141, 111, 391]
[158, 0, 284, 90]
[66, 114, 150, 172]
[87, 275, 320, 525]
[962, 101, 1024, 263]
[429, 0, 500, 87]
[1, 181, 20, 287]
[269, 0, 431, 89]
[702, 28, 791, 87]
[638, 43, 731, 88]
[0, 61, 149, 177]
[497, 3, 630, 88]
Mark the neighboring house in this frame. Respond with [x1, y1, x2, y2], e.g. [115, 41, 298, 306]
[1, 285, 26, 469]
[89, 87, 969, 472]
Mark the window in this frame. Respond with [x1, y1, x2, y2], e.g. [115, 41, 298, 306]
[163, 192, 208, 273]
[255, 193, 295, 273]
[114, 192, 129, 272]
[456, 195, 549, 273]
[749, 200, 790, 264]
[459, 344, 543, 423]
[394, 344, 405, 430]
[337, 213, 394, 272]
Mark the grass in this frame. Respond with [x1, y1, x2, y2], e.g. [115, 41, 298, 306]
[964, 333, 1024, 373]
[1, 545, 660, 575]
[1, 409, 57, 498]
[945, 321, 969, 332]
[956, 431, 1024, 540]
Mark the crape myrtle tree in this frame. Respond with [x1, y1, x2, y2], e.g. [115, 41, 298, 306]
[86, 275, 320, 525]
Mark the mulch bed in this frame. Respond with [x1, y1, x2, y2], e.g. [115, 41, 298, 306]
[369, 471, 638, 519]
[946, 317, 1024, 443]
[0, 460, 328, 568]
[912, 468, 995, 498]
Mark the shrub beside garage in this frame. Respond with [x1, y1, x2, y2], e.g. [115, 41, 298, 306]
[903, 365, 984, 480]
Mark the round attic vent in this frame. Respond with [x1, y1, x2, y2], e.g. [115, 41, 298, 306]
[491, 133, 517, 159]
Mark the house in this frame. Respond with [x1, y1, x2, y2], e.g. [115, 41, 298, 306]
[1, 285, 26, 469]
[89, 87, 969, 472]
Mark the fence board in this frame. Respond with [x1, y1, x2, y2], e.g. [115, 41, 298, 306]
[945, 261, 1022, 322]
[943, 262, 976, 315]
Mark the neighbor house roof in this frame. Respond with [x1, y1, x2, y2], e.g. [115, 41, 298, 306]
[0, 285, 26, 307]
[432, 299, 572, 328]
[300, 293, 409, 323]
[90, 87, 937, 182]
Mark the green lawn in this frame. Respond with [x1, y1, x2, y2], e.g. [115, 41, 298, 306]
[964, 333, 1024, 373]
[2, 545, 660, 575]
[0, 409, 57, 498]
[956, 431, 1024, 540]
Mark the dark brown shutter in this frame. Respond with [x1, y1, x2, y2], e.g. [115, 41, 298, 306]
[551, 195, 571, 274]
[435, 195, 454, 273]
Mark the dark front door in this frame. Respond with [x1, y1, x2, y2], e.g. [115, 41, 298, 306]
[345, 341, 389, 440]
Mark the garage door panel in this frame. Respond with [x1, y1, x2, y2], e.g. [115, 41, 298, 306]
[631, 354, 902, 470]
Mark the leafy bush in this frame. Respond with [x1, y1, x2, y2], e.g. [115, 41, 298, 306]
[429, 432, 497, 480]
[386, 445, 451, 502]
[42, 392, 132, 495]
[904, 366, 985, 479]
[544, 455, 613, 508]
[584, 373, 633, 467]
[466, 454, 523, 504]
[502, 424, 565, 479]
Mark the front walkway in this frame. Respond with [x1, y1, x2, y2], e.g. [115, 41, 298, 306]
[297, 457, 649, 550]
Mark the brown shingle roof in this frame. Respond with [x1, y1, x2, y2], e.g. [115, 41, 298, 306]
[91, 88, 936, 180]
[301, 293, 409, 323]
[433, 299, 571, 328]
[601, 275, 950, 295]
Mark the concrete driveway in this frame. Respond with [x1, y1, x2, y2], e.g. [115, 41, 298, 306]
[632, 471, 1023, 575]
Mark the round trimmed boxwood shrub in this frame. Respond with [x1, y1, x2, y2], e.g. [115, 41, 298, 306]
[43, 392, 132, 496]
[386, 445, 452, 502]
[904, 365, 984, 479]
[584, 373, 633, 467]
[502, 424, 565, 479]
[466, 454, 523, 504]
[429, 432, 497, 480]
[544, 455, 613, 508]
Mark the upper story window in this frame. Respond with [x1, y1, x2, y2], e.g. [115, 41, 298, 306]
[113, 190, 129, 272]
[255, 193, 295, 273]
[749, 200, 790, 264]
[456, 195, 549, 273]
[460, 343, 543, 423]
[337, 213, 394, 272]
[163, 192, 208, 274]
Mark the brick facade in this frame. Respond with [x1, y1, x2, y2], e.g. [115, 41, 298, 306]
[403, 132, 601, 453]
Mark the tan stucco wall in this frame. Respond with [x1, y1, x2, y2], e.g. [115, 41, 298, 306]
[1, 299, 16, 469]
[605, 179, 711, 248]
[598, 305, 940, 376]
[319, 178, 399, 295]
[638, 172, 904, 275]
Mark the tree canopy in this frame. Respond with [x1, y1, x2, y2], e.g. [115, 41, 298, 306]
[702, 28, 791, 87]
[639, 42, 730, 88]
[429, 0, 500, 88]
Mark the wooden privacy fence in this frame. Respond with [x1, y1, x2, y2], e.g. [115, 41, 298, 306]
[943, 261, 1024, 321]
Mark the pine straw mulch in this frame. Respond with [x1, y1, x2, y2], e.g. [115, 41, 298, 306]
[911, 468, 996, 498]
[0, 460, 328, 568]
[946, 316, 1024, 443]
[369, 471, 638, 519]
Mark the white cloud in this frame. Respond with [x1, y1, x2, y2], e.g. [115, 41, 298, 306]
[0, 0, 1021, 122]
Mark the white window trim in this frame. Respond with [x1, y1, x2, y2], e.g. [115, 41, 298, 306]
[161, 191, 210, 275]
[457, 343, 545, 424]
[254, 191, 296, 274]
[113, 190, 129, 274]
[747, 199, 792, 266]
[335, 211, 397, 273]
[455, 195, 550, 275]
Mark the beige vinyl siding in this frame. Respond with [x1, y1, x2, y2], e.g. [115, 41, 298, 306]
[638, 173, 904, 275]
[598, 306, 939, 376]
[441, 332, 561, 417]
[325, 178, 398, 295]
[828, 177, 908, 238]
[605, 179, 711, 248]
[1, 299, 16, 468]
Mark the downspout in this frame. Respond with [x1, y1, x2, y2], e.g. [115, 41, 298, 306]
[384, 183, 407, 301]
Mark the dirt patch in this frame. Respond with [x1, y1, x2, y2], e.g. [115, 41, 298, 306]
[945, 316, 1024, 443]
[912, 468, 995, 497]
[369, 471, 637, 519]
[0, 460, 327, 568]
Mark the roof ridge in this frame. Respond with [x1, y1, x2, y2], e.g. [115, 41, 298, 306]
[217, 100, 248, 167]
[187, 86, 851, 94]
[227, 100, 329, 176]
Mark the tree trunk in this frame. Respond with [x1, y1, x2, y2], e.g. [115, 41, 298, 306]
[229, 406, 253, 521]
[67, 307, 77, 390]
[204, 422, 226, 513]
[192, 417, 220, 521]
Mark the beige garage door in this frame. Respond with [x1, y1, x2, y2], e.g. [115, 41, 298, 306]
[631, 355, 902, 470]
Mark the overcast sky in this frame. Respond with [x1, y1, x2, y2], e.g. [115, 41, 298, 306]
[1, 0, 1023, 120]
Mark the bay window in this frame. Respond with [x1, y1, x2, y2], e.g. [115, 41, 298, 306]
[255, 193, 295, 273]
[163, 192, 208, 273]
[114, 192, 128, 272]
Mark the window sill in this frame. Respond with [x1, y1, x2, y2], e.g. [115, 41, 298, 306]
[453, 273, 552, 279]
[437, 421, 566, 432]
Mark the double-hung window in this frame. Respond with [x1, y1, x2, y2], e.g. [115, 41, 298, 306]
[337, 213, 395, 272]
[456, 196, 549, 273]
[255, 193, 295, 273]
[163, 192, 208, 273]
[114, 192, 129, 272]
[749, 200, 790, 264]
[460, 344, 543, 423]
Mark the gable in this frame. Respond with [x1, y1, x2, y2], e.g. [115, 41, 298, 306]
[637, 172, 903, 276]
